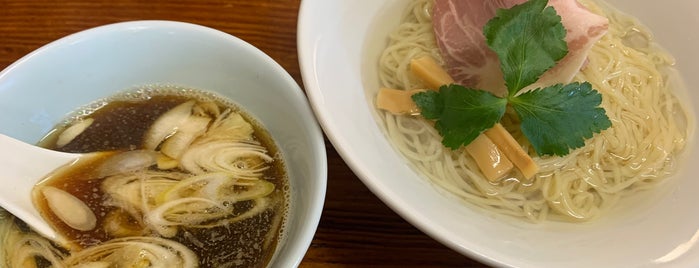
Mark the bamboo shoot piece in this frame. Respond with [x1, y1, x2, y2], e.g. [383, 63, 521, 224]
[485, 123, 539, 179]
[410, 55, 455, 89]
[376, 88, 424, 115]
[464, 135, 514, 182]
[377, 54, 539, 181]
[410, 55, 536, 180]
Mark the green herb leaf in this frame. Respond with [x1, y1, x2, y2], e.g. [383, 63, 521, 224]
[413, 0, 611, 157]
[484, 0, 568, 96]
[412, 85, 507, 149]
[411, 90, 443, 120]
[510, 82, 611, 156]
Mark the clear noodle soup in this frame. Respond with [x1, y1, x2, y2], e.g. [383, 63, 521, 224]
[374, 0, 694, 222]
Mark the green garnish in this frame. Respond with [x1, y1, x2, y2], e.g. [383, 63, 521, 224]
[412, 0, 611, 156]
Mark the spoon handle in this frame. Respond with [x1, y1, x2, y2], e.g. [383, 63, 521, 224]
[0, 133, 78, 244]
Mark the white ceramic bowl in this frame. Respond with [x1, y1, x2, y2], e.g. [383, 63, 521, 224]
[298, 1, 699, 267]
[0, 20, 326, 267]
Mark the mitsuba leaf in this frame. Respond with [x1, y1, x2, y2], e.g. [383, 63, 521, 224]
[411, 0, 612, 158]
[413, 84, 507, 150]
[509, 82, 611, 156]
[411, 90, 442, 119]
[484, 0, 568, 96]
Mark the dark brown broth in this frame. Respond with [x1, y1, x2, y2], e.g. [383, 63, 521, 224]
[34, 93, 288, 267]
[55, 96, 184, 153]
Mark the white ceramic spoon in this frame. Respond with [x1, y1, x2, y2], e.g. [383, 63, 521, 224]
[0, 133, 85, 245]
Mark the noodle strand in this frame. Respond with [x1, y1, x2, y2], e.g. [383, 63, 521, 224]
[376, 0, 693, 222]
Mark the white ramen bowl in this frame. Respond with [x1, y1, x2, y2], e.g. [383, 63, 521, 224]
[0, 20, 326, 267]
[298, 1, 699, 267]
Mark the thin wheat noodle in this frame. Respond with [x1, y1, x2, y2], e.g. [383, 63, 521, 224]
[376, 0, 694, 222]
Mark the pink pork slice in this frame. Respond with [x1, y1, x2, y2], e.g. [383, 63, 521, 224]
[432, 0, 609, 96]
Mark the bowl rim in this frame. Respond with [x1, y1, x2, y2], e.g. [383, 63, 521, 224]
[0, 20, 329, 268]
[295, 3, 500, 266]
[296, 0, 699, 267]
